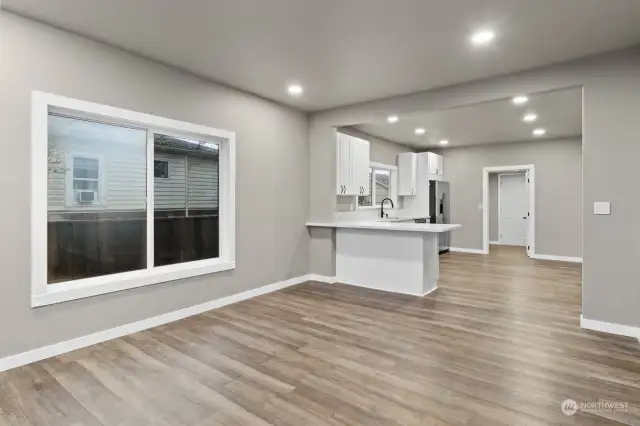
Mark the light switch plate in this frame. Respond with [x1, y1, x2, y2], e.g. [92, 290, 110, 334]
[594, 202, 611, 215]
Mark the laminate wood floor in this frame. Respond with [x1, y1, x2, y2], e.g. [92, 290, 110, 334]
[2, 246, 639, 426]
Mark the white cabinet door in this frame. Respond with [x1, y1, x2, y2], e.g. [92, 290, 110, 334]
[398, 152, 417, 196]
[427, 152, 438, 176]
[336, 134, 352, 195]
[351, 137, 370, 196]
[426, 152, 444, 179]
[336, 134, 370, 196]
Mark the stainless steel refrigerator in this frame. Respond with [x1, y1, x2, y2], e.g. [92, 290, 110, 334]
[429, 180, 450, 253]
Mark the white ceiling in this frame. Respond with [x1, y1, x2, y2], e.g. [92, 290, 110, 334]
[4, 0, 640, 111]
[354, 87, 582, 148]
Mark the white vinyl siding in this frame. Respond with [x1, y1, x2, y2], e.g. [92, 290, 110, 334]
[48, 133, 146, 211]
[375, 181, 390, 204]
[152, 152, 219, 211]
[47, 120, 218, 212]
[187, 156, 219, 209]
[154, 151, 186, 210]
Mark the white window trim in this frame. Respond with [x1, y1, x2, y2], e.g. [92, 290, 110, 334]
[65, 152, 105, 208]
[31, 91, 236, 307]
[357, 162, 398, 210]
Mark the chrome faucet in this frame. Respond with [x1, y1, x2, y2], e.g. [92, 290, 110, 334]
[380, 198, 395, 218]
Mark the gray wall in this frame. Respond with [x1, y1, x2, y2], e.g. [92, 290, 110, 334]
[443, 139, 582, 257]
[309, 46, 640, 328]
[0, 11, 309, 359]
[489, 174, 499, 242]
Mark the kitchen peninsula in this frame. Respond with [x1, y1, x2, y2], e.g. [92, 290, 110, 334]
[306, 220, 461, 296]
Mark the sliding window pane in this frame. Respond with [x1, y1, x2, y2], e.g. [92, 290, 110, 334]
[153, 134, 220, 266]
[47, 114, 147, 283]
[374, 169, 390, 206]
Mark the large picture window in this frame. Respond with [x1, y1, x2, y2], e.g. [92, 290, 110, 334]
[32, 91, 235, 307]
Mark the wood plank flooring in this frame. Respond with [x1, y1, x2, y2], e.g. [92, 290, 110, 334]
[1, 245, 639, 425]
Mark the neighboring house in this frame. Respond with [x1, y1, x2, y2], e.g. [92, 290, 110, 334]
[47, 115, 218, 216]
[375, 180, 389, 203]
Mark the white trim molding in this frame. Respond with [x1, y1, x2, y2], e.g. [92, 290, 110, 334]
[530, 254, 583, 263]
[1, 274, 320, 373]
[581, 315, 640, 339]
[31, 91, 236, 307]
[337, 279, 437, 297]
[489, 240, 501, 245]
[306, 274, 338, 283]
[483, 165, 535, 257]
[449, 247, 488, 255]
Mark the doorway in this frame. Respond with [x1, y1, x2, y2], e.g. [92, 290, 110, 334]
[498, 173, 528, 246]
[483, 165, 535, 257]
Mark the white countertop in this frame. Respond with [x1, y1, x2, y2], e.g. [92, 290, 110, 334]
[306, 220, 461, 233]
[380, 215, 429, 222]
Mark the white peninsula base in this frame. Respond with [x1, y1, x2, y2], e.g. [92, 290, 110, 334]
[307, 220, 461, 297]
[336, 228, 440, 296]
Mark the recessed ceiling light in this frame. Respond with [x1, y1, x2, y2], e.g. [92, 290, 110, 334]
[533, 128, 546, 136]
[470, 30, 495, 46]
[439, 139, 449, 145]
[387, 115, 399, 123]
[287, 84, 303, 96]
[523, 113, 538, 123]
[415, 127, 426, 135]
[512, 95, 529, 105]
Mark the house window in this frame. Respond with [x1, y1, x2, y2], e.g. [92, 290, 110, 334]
[68, 156, 102, 205]
[154, 160, 169, 178]
[32, 91, 236, 307]
[358, 163, 397, 208]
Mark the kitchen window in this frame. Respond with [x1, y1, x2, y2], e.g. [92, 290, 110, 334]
[31, 91, 236, 307]
[358, 162, 398, 209]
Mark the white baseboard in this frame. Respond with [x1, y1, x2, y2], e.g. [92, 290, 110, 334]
[306, 274, 337, 283]
[421, 286, 438, 297]
[489, 240, 501, 245]
[449, 247, 488, 255]
[531, 253, 583, 263]
[0, 274, 316, 373]
[581, 315, 640, 339]
[337, 279, 437, 297]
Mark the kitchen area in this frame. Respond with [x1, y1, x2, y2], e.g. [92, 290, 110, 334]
[307, 129, 460, 297]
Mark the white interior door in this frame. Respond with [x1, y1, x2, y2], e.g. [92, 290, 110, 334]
[499, 173, 528, 246]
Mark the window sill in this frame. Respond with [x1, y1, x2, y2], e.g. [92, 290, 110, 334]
[31, 259, 235, 307]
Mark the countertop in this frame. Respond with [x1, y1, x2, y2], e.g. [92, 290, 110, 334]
[306, 220, 461, 233]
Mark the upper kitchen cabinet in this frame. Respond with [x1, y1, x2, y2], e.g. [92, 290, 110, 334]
[398, 152, 417, 196]
[427, 152, 444, 179]
[398, 151, 444, 198]
[336, 133, 370, 196]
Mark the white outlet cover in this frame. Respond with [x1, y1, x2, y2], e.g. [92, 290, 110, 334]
[594, 202, 611, 215]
